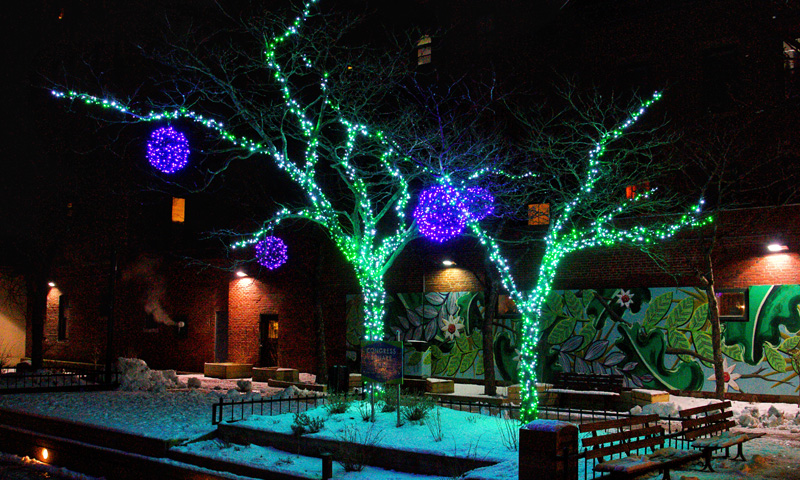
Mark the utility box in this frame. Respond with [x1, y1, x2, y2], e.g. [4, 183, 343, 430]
[519, 420, 578, 480]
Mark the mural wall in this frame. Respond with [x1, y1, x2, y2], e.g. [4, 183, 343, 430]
[346, 285, 800, 396]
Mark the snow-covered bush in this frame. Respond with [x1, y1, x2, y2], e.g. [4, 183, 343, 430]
[187, 377, 202, 389]
[117, 357, 185, 392]
[237, 380, 252, 392]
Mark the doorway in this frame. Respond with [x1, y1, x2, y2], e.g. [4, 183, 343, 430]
[259, 314, 279, 367]
[214, 311, 228, 362]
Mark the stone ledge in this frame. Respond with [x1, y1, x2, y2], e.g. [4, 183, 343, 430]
[204, 363, 253, 379]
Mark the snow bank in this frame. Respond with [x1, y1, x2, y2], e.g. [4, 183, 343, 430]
[117, 357, 186, 392]
[631, 399, 800, 433]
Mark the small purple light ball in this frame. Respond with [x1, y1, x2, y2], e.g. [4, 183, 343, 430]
[147, 126, 190, 173]
[254, 236, 288, 269]
[414, 185, 467, 243]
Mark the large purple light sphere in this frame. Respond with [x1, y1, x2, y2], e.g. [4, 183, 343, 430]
[254, 236, 288, 269]
[414, 185, 467, 243]
[147, 126, 190, 173]
[464, 187, 494, 221]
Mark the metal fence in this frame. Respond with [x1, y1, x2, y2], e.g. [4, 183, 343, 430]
[211, 392, 366, 424]
[210, 389, 701, 479]
[211, 389, 652, 426]
[0, 366, 119, 393]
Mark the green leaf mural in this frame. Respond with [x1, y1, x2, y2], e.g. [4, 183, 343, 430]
[475, 352, 485, 376]
[763, 342, 787, 373]
[644, 292, 673, 330]
[725, 285, 800, 364]
[540, 291, 563, 331]
[460, 350, 479, 373]
[565, 290, 583, 318]
[548, 317, 578, 345]
[687, 303, 709, 331]
[692, 331, 714, 367]
[778, 336, 800, 354]
[445, 355, 461, 376]
[721, 342, 745, 362]
[665, 297, 694, 331]
[616, 323, 705, 391]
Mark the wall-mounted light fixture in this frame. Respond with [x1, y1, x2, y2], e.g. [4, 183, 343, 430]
[47, 281, 56, 287]
[442, 260, 455, 267]
[767, 243, 788, 253]
[41, 447, 50, 461]
[235, 270, 248, 278]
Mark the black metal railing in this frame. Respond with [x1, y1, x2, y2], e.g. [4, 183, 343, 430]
[212, 391, 366, 425]
[0, 366, 119, 393]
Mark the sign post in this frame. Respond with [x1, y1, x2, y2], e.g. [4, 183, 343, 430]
[361, 340, 403, 424]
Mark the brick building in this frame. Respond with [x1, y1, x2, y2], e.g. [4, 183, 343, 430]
[4, 0, 800, 396]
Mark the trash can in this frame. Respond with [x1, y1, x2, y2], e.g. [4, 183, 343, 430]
[327, 365, 349, 393]
[519, 419, 578, 480]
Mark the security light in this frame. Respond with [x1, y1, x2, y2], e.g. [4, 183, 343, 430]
[767, 243, 788, 252]
[235, 270, 248, 277]
[442, 260, 455, 266]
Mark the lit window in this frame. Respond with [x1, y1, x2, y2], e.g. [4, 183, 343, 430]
[171, 197, 185, 223]
[528, 203, 550, 225]
[417, 35, 432, 65]
[625, 181, 650, 200]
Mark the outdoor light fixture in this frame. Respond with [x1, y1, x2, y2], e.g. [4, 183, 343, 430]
[235, 270, 248, 278]
[442, 260, 455, 266]
[767, 243, 788, 252]
[47, 282, 56, 287]
[41, 448, 49, 461]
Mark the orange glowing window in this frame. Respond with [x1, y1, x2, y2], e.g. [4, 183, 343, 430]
[626, 181, 650, 200]
[528, 203, 550, 225]
[171, 197, 185, 223]
[268, 320, 279, 339]
[417, 35, 432, 65]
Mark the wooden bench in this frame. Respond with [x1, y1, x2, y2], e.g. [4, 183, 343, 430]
[580, 414, 702, 480]
[678, 400, 765, 472]
[549, 373, 625, 411]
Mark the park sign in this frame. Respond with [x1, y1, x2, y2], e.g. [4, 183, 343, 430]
[361, 341, 403, 384]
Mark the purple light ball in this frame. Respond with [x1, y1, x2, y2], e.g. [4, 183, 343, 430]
[414, 185, 467, 243]
[147, 126, 190, 174]
[254, 236, 288, 269]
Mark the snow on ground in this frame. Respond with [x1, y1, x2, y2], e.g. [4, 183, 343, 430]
[1, 360, 800, 480]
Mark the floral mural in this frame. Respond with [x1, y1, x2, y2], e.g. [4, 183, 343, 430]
[345, 285, 800, 396]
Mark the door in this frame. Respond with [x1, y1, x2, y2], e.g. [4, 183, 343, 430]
[259, 314, 279, 367]
[214, 311, 228, 362]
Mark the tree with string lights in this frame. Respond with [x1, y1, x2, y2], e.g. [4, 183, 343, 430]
[458, 88, 712, 422]
[51, 0, 425, 343]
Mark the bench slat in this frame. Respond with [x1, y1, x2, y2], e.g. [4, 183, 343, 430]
[683, 419, 737, 441]
[579, 414, 659, 433]
[585, 435, 664, 460]
[678, 401, 731, 418]
[681, 409, 733, 430]
[582, 425, 663, 448]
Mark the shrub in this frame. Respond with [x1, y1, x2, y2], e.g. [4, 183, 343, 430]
[324, 392, 353, 414]
[291, 412, 325, 435]
[336, 424, 385, 472]
[401, 393, 435, 423]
